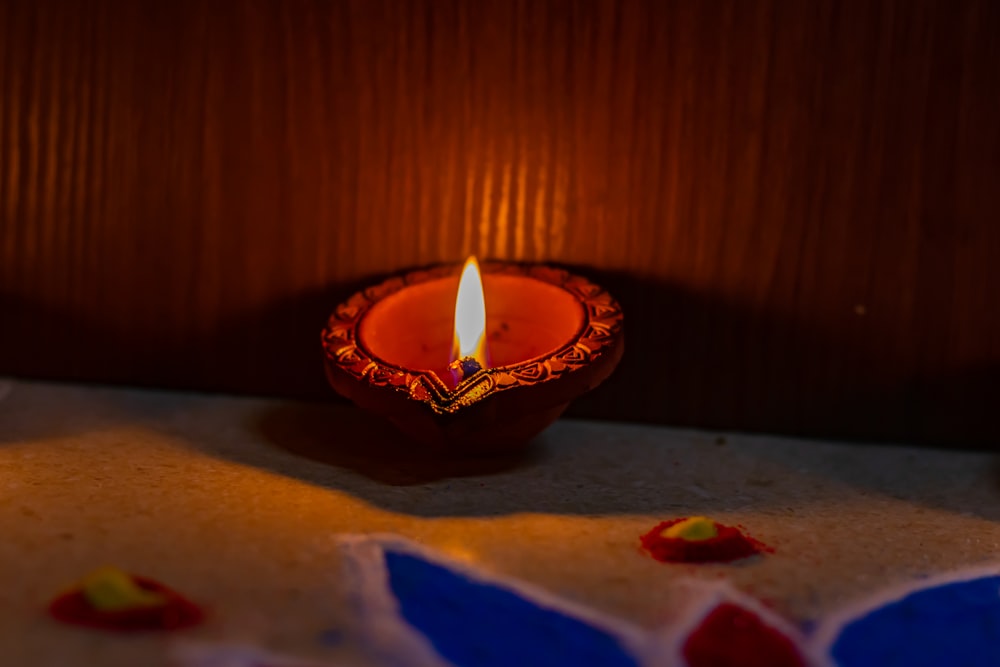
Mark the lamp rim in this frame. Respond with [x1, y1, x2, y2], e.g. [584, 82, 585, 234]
[322, 261, 624, 415]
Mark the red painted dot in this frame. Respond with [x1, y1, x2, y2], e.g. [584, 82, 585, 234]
[684, 603, 805, 667]
[640, 518, 772, 563]
[49, 575, 204, 632]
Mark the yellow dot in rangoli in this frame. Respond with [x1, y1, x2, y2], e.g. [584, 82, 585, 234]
[80, 566, 168, 611]
[660, 516, 719, 541]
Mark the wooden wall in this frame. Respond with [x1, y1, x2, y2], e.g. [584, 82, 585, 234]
[1, 0, 998, 446]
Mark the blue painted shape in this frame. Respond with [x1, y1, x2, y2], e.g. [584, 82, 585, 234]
[383, 550, 639, 667]
[831, 576, 1000, 667]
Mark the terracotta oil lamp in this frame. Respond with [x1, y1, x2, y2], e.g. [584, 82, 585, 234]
[322, 259, 624, 454]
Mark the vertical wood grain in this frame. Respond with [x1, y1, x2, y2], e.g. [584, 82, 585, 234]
[1, 0, 998, 446]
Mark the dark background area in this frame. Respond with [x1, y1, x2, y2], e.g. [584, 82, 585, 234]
[1, 0, 997, 447]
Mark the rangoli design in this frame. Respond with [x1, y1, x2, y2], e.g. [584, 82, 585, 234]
[336, 534, 809, 667]
[164, 533, 1000, 667]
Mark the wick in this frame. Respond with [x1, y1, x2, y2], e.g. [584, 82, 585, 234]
[449, 356, 484, 384]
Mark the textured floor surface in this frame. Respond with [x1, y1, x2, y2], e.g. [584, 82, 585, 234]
[1, 379, 998, 666]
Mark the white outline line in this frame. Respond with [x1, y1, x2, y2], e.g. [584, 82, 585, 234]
[335, 534, 816, 667]
[170, 641, 354, 667]
[810, 564, 1000, 665]
[338, 535, 450, 667]
[653, 579, 820, 667]
[337, 534, 661, 666]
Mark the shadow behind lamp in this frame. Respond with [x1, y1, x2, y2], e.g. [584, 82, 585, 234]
[322, 258, 624, 454]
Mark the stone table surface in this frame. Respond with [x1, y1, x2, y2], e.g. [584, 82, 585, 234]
[1, 379, 999, 666]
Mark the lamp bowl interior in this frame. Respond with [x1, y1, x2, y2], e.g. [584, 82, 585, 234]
[359, 273, 585, 386]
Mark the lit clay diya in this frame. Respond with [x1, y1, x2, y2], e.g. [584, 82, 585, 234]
[322, 259, 624, 453]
